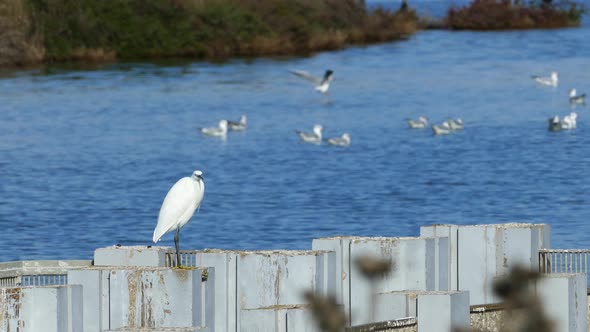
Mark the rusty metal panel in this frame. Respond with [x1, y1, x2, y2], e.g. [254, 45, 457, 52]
[537, 273, 587, 332]
[0, 285, 82, 332]
[94, 245, 172, 267]
[416, 291, 470, 332]
[108, 267, 214, 330]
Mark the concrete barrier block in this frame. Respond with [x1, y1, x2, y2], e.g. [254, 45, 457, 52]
[314, 236, 445, 325]
[421, 223, 550, 305]
[94, 245, 172, 267]
[374, 290, 432, 321]
[68, 267, 214, 331]
[241, 305, 317, 332]
[417, 291, 470, 332]
[420, 224, 458, 290]
[104, 328, 210, 332]
[190, 250, 239, 332]
[236, 250, 335, 331]
[237, 250, 336, 309]
[537, 273, 587, 332]
[0, 285, 82, 332]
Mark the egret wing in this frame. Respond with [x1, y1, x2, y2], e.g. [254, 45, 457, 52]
[153, 177, 196, 242]
[289, 70, 322, 85]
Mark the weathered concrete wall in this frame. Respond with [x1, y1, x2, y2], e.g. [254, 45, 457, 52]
[241, 305, 316, 332]
[312, 236, 449, 325]
[470, 304, 505, 332]
[67, 267, 214, 331]
[94, 245, 171, 267]
[0, 0, 43, 67]
[537, 273, 587, 332]
[420, 223, 550, 305]
[0, 285, 82, 332]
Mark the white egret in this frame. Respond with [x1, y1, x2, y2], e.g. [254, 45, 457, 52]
[289, 69, 334, 95]
[326, 133, 351, 147]
[531, 71, 558, 87]
[153, 170, 205, 267]
[200, 120, 228, 137]
[296, 124, 323, 144]
[227, 115, 247, 131]
[407, 116, 428, 129]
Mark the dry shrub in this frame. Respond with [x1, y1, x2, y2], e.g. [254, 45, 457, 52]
[447, 0, 583, 30]
[0, 0, 44, 66]
[70, 48, 116, 62]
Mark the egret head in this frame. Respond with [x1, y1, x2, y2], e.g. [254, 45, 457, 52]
[551, 72, 558, 81]
[342, 133, 351, 142]
[240, 115, 247, 124]
[219, 120, 228, 129]
[419, 116, 428, 123]
[192, 170, 204, 180]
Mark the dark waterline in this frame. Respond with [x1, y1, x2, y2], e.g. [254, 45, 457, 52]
[1, 0, 590, 261]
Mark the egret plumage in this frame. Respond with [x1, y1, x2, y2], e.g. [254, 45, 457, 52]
[296, 124, 323, 144]
[289, 69, 334, 94]
[326, 133, 351, 147]
[227, 115, 247, 131]
[153, 170, 205, 267]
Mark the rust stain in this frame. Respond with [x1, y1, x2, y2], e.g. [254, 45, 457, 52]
[126, 271, 139, 327]
[140, 274, 155, 327]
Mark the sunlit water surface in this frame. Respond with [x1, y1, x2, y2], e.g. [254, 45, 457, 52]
[1, 1, 590, 261]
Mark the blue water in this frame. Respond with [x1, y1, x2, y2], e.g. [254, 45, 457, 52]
[1, 1, 590, 262]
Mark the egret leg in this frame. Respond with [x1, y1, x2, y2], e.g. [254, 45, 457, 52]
[175, 228, 181, 268]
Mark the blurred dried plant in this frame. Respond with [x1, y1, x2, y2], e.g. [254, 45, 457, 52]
[354, 255, 394, 280]
[304, 291, 347, 332]
[493, 266, 554, 332]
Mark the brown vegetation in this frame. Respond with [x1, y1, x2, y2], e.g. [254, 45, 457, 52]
[0, 0, 43, 67]
[447, 0, 583, 30]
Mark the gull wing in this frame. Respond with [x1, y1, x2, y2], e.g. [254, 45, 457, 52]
[289, 70, 322, 85]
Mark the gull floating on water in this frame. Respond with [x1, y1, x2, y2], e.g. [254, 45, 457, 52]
[569, 89, 586, 105]
[562, 112, 577, 129]
[289, 69, 334, 95]
[448, 118, 464, 131]
[548, 112, 577, 131]
[532, 71, 558, 87]
[407, 116, 428, 129]
[153, 170, 205, 267]
[227, 115, 247, 131]
[200, 120, 228, 137]
[296, 124, 323, 144]
[432, 121, 452, 135]
[326, 133, 351, 147]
